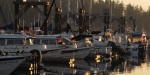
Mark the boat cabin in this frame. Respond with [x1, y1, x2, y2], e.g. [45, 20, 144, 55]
[33, 35, 73, 45]
[0, 33, 33, 45]
[128, 32, 147, 44]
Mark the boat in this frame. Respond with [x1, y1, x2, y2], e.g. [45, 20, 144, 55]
[0, 54, 25, 75]
[34, 34, 94, 60]
[0, 31, 93, 62]
[0, 31, 47, 62]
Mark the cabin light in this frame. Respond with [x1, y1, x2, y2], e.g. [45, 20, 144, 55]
[44, 45, 47, 49]
[23, 0, 26, 2]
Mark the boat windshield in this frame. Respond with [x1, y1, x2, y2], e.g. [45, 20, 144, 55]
[61, 38, 73, 45]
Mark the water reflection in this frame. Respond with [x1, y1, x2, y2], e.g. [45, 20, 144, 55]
[10, 52, 150, 75]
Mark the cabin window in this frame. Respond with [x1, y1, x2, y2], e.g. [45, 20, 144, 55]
[9, 61, 14, 63]
[48, 39, 56, 45]
[7, 39, 14, 45]
[7, 39, 22, 45]
[0, 39, 5, 45]
[42, 40, 48, 44]
[26, 40, 30, 45]
[14, 39, 22, 44]
[33, 39, 40, 44]
[41, 39, 56, 45]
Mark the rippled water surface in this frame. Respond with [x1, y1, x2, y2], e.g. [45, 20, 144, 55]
[8, 52, 150, 75]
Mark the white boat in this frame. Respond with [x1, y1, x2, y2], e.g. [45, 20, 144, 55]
[0, 32, 47, 62]
[0, 55, 25, 75]
[0, 31, 92, 62]
[34, 34, 93, 60]
[0, 32, 47, 53]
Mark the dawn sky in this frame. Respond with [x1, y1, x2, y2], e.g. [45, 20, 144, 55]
[121, 0, 150, 11]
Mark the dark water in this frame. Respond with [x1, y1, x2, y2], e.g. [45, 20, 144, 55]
[10, 52, 150, 75]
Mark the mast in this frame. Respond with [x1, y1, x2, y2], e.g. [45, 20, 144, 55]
[38, 0, 41, 28]
[59, 0, 62, 8]
[110, 0, 112, 29]
[67, 0, 70, 24]
[77, 0, 79, 17]
[89, 0, 92, 33]
[0, 6, 8, 30]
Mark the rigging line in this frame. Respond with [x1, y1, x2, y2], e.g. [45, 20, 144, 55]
[89, 0, 93, 32]
[71, 0, 75, 13]
[0, 6, 8, 29]
[76, 0, 79, 13]
[7, 0, 15, 28]
[80, 0, 84, 8]
[38, 0, 41, 27]
[67, 0, 70, 24]
[78, 0, 82, 8]
[59, 0, 62, 8]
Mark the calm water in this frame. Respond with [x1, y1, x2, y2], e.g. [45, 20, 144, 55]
[9, 52, 150, 75]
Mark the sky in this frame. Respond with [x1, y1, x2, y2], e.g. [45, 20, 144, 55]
[120, 0, 150, 11]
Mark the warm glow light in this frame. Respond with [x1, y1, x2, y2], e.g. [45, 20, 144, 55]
[85, 71, 90, 75]
[23, 0, 26, 2]
[97, 55, 100, 59]
[30, 71, 33, 75]
[96, 59, 100, 63]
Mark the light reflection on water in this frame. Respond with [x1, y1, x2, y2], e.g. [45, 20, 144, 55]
[11, 53, 150, 75]
[115, 63, 150, 75]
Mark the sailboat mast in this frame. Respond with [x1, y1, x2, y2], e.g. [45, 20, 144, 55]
[38, 0, 41, 27]
[77, 0, 78, 17]
[60, 0, 62, 8]
[110, 0, 112, 29]
[67, 0, 70, 24]
[89, 0, 92, 33]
